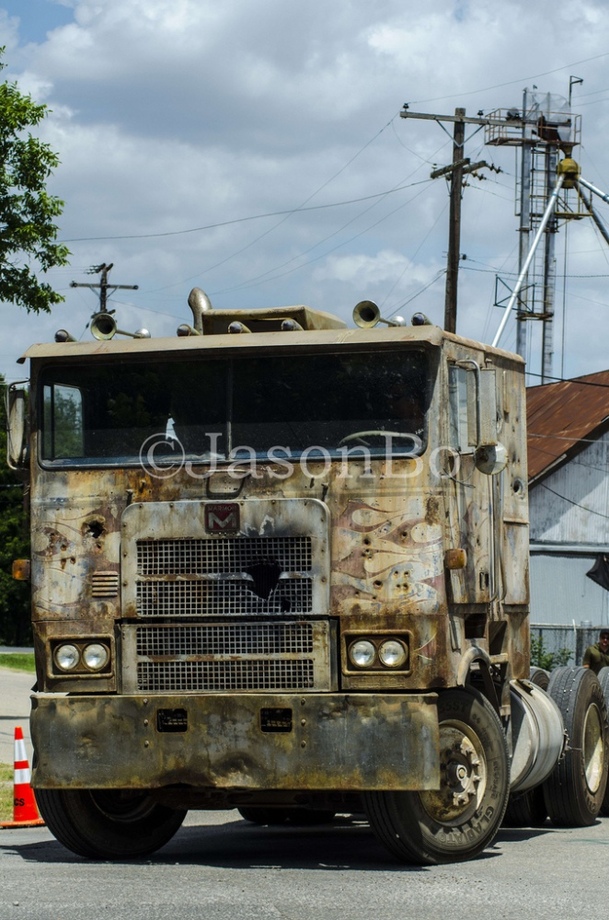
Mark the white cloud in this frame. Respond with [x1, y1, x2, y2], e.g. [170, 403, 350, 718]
[1, 0, 609, 382]
[0, 9, 19, 50]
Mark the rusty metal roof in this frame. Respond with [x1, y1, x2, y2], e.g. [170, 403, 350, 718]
[527, 370, 609, 483]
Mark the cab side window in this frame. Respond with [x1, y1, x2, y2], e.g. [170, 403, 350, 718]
[448, 365, 476, 453]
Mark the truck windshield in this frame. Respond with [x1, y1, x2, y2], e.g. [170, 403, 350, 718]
[40, 349, 430, 466]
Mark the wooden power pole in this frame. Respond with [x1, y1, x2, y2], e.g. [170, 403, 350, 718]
[400, 106, 503, 333]
[445, 108, 465, 334]
[70, 263, 138, 313]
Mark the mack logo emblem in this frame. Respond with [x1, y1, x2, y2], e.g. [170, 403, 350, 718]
[205, 502, 240, 533]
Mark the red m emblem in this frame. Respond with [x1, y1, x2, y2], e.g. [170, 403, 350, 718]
[204, 502, 240, 533]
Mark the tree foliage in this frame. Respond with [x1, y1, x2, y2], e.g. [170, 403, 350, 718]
[530, 635, 572, 671]
[0, 374, 30, 645]
[0, 47, 69, 313]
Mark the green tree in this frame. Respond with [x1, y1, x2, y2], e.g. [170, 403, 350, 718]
[530, 635, 572, 671]
[0, 374, 30, 645]
[0, 47, 69, 313]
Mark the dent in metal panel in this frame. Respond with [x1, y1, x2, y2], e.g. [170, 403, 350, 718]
[31, 473, 123, 619]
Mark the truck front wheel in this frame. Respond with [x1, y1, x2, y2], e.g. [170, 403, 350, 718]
[363, 688, 509, 864]
[35, 788, 187, 859]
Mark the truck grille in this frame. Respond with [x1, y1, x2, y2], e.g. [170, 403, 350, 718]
[137, 659, 314, 693]
[120, 500, 332, 691]
[137, 537, 311, 575]
[135, 537, 313, 617]
[122, 621, 331, 692]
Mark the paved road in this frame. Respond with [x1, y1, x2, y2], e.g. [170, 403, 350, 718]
[2, 809, 609, 920]
[2, 667, 609, 917]
[0, 666, 34, 767]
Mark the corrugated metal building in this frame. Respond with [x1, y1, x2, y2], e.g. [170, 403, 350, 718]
[527, 370, 609, 639]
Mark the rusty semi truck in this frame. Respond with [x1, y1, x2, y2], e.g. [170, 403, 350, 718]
[6, 290, 608, 864]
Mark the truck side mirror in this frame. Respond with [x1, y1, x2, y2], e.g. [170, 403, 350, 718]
[6, 385, 28, 470]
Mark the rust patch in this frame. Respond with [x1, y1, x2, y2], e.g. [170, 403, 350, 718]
[425, 496, 441, 525]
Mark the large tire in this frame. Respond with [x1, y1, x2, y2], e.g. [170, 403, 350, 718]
[596, 666, 609, 816]
[238, 806, 336, 826]
[529, 666, 550, 691]
[35, 788, 187, 859]
[542, 666, 608, 827]
[363, 688, 510, 865]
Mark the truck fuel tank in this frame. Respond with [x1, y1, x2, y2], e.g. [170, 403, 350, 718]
[509, 679, 566, 794]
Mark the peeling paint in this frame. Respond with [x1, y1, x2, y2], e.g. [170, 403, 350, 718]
[25, 323, 530, 801]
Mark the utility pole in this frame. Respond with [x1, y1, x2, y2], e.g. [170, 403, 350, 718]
[400, 106, 503, 333]
[445, 109, 465, 333]
[70, 263, 139, 313]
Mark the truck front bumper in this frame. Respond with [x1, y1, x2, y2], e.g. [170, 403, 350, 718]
[30, 691, 440, 792]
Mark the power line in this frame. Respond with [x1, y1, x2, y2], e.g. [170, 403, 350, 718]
[527, 371, 609, 388]
[538, 481, 609, 521]
[59, 179, 432, 243]
[407, 51, 609, 107]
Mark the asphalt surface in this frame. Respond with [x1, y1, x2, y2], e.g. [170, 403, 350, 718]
[3, 807, 609, 919]
[2, 663, 609, 918]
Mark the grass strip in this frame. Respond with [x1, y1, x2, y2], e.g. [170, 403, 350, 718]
[0, 654, 35, 673]
[0, 763, 13, 824]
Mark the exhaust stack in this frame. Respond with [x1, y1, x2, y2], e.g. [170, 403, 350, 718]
[187, 288, 213, 334]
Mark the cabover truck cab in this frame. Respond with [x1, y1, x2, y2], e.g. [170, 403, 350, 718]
[7, 290, 608, 864]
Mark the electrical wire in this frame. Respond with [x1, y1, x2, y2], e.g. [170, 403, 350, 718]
[59, 178, 431, 243]
[407, 52, 609, 106]
[538, 481, 609, 521]
[213, 180, 436, 296]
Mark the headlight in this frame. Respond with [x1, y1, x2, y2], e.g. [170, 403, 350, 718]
[345, 634, 410, 672]
[54, 644, 80, 671]
[349, 639, 376, 668]
[83, 643, 110, 671]
[378, 639, 408, 668]
[51, 638, 112, 676]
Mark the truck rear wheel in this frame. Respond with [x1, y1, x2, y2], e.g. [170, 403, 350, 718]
[529, 666, 550, 691]
[594, 666, 609, 816]
[35, 788, 187, 859]
[363, 688, 509, 864]
[542, 666, 608, 827]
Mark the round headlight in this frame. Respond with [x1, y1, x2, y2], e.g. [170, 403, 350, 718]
[83, 643, 110, 671]
[378, 639, 408, 668]
[349, 639, 376, 668]
[54, 644, 80, 671]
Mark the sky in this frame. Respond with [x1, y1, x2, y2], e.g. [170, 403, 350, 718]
[2, 0, 609, 386]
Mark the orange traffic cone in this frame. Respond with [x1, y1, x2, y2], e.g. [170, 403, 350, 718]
[0, 726, 45, 828]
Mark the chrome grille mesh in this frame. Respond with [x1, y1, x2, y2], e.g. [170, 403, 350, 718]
[137, 537, 311, 575]
[137, 658, 315, 692]
[136, 623, 314, 656]
[126, 622, 325, 692]
[136, 578, 312, 617]
[120, 501, 331, 692]
[135, 536, 313, 617]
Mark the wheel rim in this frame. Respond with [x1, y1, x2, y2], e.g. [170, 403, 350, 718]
[583, 703, 605, 794]
[419, 718, 487, 825]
